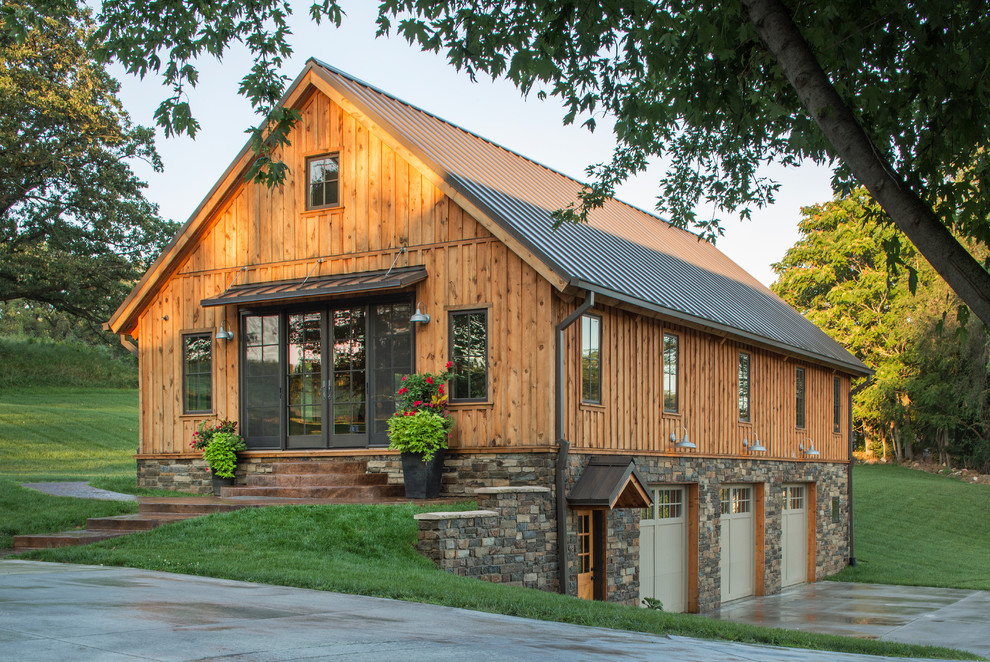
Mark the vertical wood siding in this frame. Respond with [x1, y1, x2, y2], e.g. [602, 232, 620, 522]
[562, 302, 849, 462]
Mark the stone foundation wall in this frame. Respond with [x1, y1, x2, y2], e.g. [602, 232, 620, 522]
[414, 486, 558, 591]
[137, 457, 214, 494]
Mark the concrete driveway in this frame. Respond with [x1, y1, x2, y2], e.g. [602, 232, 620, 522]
[712, 581, 990, 659]
[0, 561, 965, 662]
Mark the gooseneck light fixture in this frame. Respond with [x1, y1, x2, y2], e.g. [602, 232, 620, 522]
[215, 320, 234, 341]
[670, 424, 696, 450]
[410, 305, 431, 325]
[743, 432, 767, 453]
[799, 438, 821, 457]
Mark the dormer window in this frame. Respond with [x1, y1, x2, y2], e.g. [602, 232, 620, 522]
[307, 154, 339, 209]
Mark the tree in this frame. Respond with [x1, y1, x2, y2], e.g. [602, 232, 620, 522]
[0, 2, 177, 326]
[773, 190, 989, 470]
[27, 0, 990, 326]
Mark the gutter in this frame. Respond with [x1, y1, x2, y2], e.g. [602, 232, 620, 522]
[847, 375, 872, 567]
[554, 290, 595, 594]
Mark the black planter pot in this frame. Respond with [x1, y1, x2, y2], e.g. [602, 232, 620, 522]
[400, 448, 446, 499]
[211, 474, 235, 496]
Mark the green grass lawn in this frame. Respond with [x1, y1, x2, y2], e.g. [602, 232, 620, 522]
[829, 464, 990, 590]
[25, 503, 975, 660]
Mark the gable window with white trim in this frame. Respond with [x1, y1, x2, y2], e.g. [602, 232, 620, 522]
[307, 154, 340, 209]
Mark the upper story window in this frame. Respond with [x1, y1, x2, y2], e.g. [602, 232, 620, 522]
[581, 314, 601, 404]
[795, 367, 806, 428]
[449, 309, 488, 401]
[663, 332, 679, 413]
[738, 352, 751, 422]
[307, 154, 339, 209]
[183, 333, 213, 414]
[833, 376, 842, 433]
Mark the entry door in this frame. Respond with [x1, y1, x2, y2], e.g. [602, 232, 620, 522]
[781, 484, 808, 587]
[640, 487, 688, 612]
[328, 307, 367, 447]
[720, 485, 755, 602]
[576, 509, 605, 600]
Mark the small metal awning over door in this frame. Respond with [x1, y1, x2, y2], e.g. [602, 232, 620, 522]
[567, 456, 653, 509]
[200, 266, 428, 307]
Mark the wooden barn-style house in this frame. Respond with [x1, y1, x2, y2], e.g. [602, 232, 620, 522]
[108, 60, 870, 612]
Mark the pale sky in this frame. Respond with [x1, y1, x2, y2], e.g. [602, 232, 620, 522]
[115, 2, 835, 287]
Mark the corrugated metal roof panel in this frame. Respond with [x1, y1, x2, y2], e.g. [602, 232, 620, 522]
[312, 60, 869, 375]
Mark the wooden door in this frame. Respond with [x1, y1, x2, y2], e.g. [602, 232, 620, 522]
[577, 510, 594, 600]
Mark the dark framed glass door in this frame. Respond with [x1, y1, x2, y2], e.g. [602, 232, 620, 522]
[240, 298, 413, 450]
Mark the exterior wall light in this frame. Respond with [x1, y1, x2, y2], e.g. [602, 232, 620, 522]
[743, 433, 767, 453]
[410, 305, 431, 324]
[799, 440, 820, 457]
[670, 425, 695, 450]
[215, 320, 234, 341]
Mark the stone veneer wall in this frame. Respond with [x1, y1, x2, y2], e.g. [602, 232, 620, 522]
[138, 450, 850, 612]
[414, 486, 558, 591]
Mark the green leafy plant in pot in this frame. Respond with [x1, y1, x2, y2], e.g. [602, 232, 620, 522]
[191, 419, 245, 495]
[387, 362, 454, 498]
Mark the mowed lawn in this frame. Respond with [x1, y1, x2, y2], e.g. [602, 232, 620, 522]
[0, 387, 141, 548]
[831, 463, 990, 591]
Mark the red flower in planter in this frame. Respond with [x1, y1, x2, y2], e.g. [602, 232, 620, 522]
[426, 376, 433, 384]
[445, 361, 453, 370]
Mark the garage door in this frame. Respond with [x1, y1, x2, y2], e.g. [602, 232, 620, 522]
[639, 487, 688, 612]
[781, 484, 808, 587]
[720, 485, 755, 602]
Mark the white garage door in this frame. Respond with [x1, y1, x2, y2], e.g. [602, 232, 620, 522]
[639, 487, 688, 612]
[720, 485, 755, 602]
[781, 484, 808, 587]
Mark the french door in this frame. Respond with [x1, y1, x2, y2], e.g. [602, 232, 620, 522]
[240, 299, 413, 449]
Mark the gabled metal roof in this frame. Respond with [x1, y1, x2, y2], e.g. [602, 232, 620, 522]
[567, 456, 653, 509]
[310, 61, 868, 375]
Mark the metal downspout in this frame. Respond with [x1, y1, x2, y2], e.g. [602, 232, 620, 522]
[848, 376, 871, 567]
[554, 290, 595, 595]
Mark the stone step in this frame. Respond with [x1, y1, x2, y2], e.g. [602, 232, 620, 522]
[245, 472, 389, 487]
[138, 500, 247, 515]
[85, 513, 197, 531]
[12, 530, 131, 550]
[269, 461, 369, 475]
[221, 484, 406, 500]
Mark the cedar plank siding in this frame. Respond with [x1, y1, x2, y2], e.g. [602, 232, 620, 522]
[562, 302, 848, 462]
[135, 89, 555, 455]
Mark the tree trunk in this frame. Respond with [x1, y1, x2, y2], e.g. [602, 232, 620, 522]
[891, 424, 903, 462]
[741, 0, 990, 329]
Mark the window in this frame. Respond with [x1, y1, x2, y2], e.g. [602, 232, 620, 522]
[738, 352, 751, 422]
[795, 367, 806, 428]
[449, 309, 488, 401]
[782, 485, 805, 510]
[720, 486, 752, 515]
[307, 154, 339, 209]
[183, 333, 213, 414]
[663, 332, 679, 413]
[581, 315, 601, 404]
[833, 376, 842, 433]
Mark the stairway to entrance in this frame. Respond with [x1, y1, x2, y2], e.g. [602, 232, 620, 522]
[221, 459, 405, 500]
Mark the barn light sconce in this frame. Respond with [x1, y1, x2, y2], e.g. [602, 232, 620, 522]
[216, 321, 234, 341]
[670, 425, 695, 450]
[743, 433, 767, 453]
[410, 305, 431, 325]
[799, 440, 820, 457]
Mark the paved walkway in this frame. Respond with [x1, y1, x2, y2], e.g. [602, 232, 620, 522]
[712, 581, 990, 659]
[0, 561, 959, 662]
[21, 482, 137, 502]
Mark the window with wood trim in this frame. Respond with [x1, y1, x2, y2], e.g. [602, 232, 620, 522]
[307, 154, 339, 209]
[738, 352, 751, 422]
[663, 332, 679, 413]
[449, 309, 488, 401]
[183, 333, 213, 414]
[833, 376, 842, 433]
[795, 367, 806, 428]
[581, 314, 601, 404]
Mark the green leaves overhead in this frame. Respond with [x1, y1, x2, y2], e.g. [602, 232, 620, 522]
[0, 3, 176, 325]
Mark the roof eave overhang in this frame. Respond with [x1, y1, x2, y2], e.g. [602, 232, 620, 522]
[572, 279, 873, 377]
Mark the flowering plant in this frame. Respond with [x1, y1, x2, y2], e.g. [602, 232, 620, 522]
[387, 362, 454, 461]
[191, 419, 237, 452]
